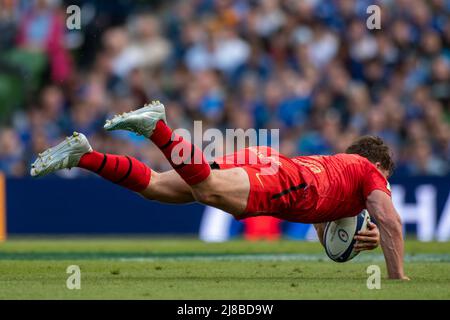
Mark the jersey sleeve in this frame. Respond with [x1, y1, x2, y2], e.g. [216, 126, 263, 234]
[361, 165, 392, 199]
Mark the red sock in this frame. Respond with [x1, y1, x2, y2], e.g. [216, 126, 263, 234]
[150, 120, 211, 185]
[78, 151, 151, 192]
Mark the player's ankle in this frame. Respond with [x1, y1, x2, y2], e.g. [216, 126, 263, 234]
[150, 120, 172, 147]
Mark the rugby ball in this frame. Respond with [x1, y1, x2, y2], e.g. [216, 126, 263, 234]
[324, 210, 371, 263]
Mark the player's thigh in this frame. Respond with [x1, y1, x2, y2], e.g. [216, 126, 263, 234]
[141, 170, 195, 203]
[192, 167, 250, 215]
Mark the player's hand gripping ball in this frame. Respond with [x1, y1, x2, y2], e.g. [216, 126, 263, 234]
[324, 210, 374, 262]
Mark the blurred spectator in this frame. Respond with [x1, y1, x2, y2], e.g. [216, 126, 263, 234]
[0, 128, 25, 177]
[15, 0, 72, 83]
[405, 140, 448, 176]
[185, 28, 250, 74]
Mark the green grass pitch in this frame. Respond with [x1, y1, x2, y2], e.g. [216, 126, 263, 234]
[0, 238, 449, 299]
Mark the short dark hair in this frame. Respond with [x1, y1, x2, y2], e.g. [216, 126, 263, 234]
[345, 135, 395, 177]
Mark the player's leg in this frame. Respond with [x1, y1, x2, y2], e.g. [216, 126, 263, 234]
[140, 113, 250, 213]
[141, 169, 195, 204]
[188, 167, 250, 215]
[104, 101, 251, 215]
[30, 131, 250, 212]
[141, 167, 250, 214]
[30, 132, 195, 204]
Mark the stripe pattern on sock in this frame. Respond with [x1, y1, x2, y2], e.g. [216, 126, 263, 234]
[78, 151, 151, 192]
[150, 120, 211, 185]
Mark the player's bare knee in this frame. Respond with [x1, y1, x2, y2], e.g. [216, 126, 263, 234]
[191, 188, 220, 206]
[191, 188, 210, 204]
[139, 171, 159, 200]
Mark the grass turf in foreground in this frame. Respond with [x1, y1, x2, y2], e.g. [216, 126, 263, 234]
[0, 238, 449, 299]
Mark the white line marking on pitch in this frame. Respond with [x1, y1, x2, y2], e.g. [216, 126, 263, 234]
[115, 253, 450, 263]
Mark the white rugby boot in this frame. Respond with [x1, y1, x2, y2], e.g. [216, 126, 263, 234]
[103, 100, 167, 137]
[30, 132, 92, 177]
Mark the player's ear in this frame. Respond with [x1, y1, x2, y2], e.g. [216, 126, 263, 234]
[374, 162, 382, 169]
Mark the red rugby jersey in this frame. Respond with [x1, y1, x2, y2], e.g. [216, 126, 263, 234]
[287, 153, 391, 222]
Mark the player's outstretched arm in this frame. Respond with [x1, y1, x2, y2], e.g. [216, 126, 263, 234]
[366, 190, 409, 280]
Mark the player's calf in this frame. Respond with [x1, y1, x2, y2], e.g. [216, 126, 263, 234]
[103, 101, 211, 187]
[78, 150, 151, 192]
[30, 132, 151, 193]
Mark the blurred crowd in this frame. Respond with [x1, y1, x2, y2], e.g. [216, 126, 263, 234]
[0, 0, 449, 178]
